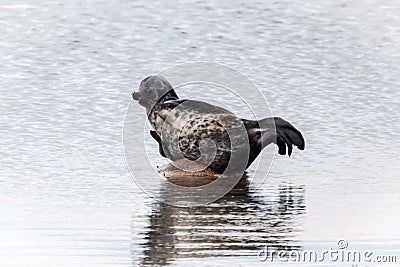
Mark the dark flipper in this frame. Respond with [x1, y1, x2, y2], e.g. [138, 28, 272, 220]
[242, 117, 305, 166]
[150, 130, 167, 158]
[270, 117, 305, 155]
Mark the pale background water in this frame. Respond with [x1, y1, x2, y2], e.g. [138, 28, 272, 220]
[1, 0, 400, 266]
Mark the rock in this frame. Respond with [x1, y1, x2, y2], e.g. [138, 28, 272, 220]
[158, 158, 220, 187]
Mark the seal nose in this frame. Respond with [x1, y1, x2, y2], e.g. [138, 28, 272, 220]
[132, 91, 139, 100]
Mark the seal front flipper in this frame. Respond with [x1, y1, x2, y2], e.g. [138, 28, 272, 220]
[150, 130, 167, 158]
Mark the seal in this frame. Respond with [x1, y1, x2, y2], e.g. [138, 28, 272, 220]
[132, 75, 305, 174]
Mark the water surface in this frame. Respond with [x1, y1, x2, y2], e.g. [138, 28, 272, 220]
[1, 0, 400, 266]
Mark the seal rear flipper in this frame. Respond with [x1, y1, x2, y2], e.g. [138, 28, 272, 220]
[272, 117, 305, 155]
[242, 117, 305, 165]
[150, 130, 167, 158]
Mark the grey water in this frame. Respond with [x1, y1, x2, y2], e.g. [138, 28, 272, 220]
[1, 0, 400, 266]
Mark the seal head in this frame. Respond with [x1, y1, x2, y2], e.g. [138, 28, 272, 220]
[132, 75, 178, 112]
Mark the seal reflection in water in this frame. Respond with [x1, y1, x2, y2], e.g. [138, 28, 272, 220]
[132, 76, 305, 176]
[137, 178, 306, 266]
